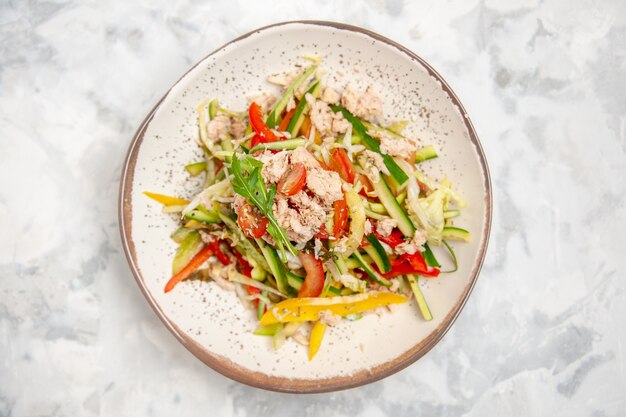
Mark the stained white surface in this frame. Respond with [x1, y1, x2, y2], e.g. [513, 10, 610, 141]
[1, 1, 625, 416]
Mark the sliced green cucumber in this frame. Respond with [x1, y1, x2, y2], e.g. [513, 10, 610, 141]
[364, 234, 391, 273]
[184, 209, 220, 224]
[249, 138, 306, 153]
[352, 251, 391, 287]
[254, 323, 283, 336]
[185, 161, 207, 176]
[406, 274, 432, 321]
[422, 243, 441, 268]
[372, 177, 416, 237]
[287, 81, 321, 137]
[442, 226, 471, 242]
[266, 64, 318, 128]
[208, 99, 219, 120]
[219, 213, 269, 271]
[258, 242, 287, 294]
[172, 231, 203, 274]
[171, 227, 195, 243]
[444, 210, 460, 219]
[414, 145, 438, 163]
[330, 105, 409, 184]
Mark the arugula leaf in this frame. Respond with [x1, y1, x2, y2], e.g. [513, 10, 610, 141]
[229, 153, 297, 259]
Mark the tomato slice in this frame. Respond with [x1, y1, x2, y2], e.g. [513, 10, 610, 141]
[298, 253, 325, 298]
[237, 203, 269, 239]
[277, 163, 307, 196]
[333, 198, 348, 238]
[249, 102, 277, 143]
[329, 148, 357, 184]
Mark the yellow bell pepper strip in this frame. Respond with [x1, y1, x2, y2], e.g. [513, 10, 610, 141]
[259, 292, 408, 325]
[342, 190, 365, 257]
[309, 321, 327, 360]
[143, 191, 190, 206]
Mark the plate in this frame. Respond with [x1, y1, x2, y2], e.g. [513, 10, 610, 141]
[119, 21, 491, 393]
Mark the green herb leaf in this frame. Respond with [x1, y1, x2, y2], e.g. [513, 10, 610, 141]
[229, 153, 298, 258]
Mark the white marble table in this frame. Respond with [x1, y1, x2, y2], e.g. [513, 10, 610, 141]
[1, 1, 625, 416]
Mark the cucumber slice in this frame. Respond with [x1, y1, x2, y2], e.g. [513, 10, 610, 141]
[171, 227, 194, 243]
[406, 274, 432, 321]
[219, 213, 269, 271]
[253, 323, 283, 336]
[287, 81, 321, 137]
[364, 234, 391, 273]
[352, 251, 391, 287]
[444, 210, 460, 219]
[266, 64, 318, 128]
[172, 231, 203, 275]
[208, 99, 219, 120]
[372, 177, 416, 237]
[184, 209, 220, 224]
[249, 138, 306, 153]
[185, 161, 207, 176]
[414, 145, 438, 163]
[258, 242, 287, 294]
[330, 105, 409, 184]
[422, 243, 440, 268]
[442, 226, 471, 242]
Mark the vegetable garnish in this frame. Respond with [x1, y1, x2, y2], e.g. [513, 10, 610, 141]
[148, 60, 471, 359]
[229, 153, 298, 259]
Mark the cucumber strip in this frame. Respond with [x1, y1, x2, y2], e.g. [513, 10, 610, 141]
[286, 272, 341, 295]
[334, 254, 348, 275]
[257, 289, 268, 320]
[345, 257, 360, 269]
[364, 234, 391, 273]
[208, 99, 219, 120]
[171, 227, 195, 244]
[406, 274, 432, 321]
[331, 105, 408, 184]
[372, 177, 416, 237]
[219, 213, 270, 271]
[185, 161, 207, 176]
[266, 64, 318, 128]
[344, 313, 363, 321]
[414, 145, 438, 163]
[220, 134, 233, 152]
[366, 200, 387, 214]
[172, 231, 203, 274]
[442, 226, 471, 242]
[253, 323, 283, 336]
[352, 251, 391, 287]
[251, 266, 266, 281]
[396, 191, 407, 205]
[364, 208, 387, 220]
[184, 209, 221, 224]
[249, 138, 306, 153]
[287, 81, 321, 136]
[258, 242, 288, 294]
[444, 210, 460, 219]
[441, 240, 458, 273]
[320, 271, 333, 297]
[422, 243, 441, 268]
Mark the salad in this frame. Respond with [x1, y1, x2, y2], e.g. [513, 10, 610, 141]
[145, 59, 470, 360]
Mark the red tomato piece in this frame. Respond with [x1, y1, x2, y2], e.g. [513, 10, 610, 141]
[237, 203, 268, 239]
[329, 148, 357, 184]
[277, 163, 307, 196]
[333, 198, 348, 239]
[298, 253, 325, 298]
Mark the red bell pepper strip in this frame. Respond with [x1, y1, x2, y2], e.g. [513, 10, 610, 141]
[164, 245, 214, 293]
[329, 148, 357, 184]
[373, 228, 404, 248]
[314, 224, 330, 240]
[208, 240, 231, 265]
[232, 250, 253, 277]
[375, 252, 440, 279]
[249, 102, 278, 144]
[278, 108, 296, 132]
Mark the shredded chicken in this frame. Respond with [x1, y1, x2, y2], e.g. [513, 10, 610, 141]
[321, 87, 341, 104]
[267, 67, 304, 88]
[248, 92, 276, 113]
[376, 218, 397, 237]
[274, 193, 326, 244]
[373, 129, 416, 157]
[229, 116, 247, 139]
[341, 85, 383, 121]
[395, 229, 427, 255]
[306, 167, 343, 206]
[358, 150, 389, 183]
[332, 236, 350, 254]
[205, 114, 230, 143]
[318, 309, 342, 326]
[256, 150, 290, 183]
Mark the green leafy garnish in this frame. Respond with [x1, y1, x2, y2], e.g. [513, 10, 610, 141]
[229, 153, 297, 259]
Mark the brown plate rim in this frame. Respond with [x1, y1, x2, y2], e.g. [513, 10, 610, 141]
[118, 20, 492, 393]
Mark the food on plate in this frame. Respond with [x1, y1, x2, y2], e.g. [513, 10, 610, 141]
[144, 60, 470, 359]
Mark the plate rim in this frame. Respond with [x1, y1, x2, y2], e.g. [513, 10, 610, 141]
[118, 20, 493, 393]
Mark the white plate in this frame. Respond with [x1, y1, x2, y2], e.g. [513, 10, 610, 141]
[119, 21, 491, 393]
